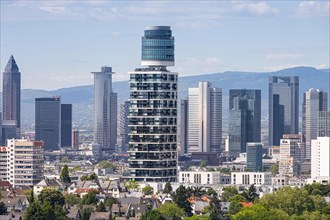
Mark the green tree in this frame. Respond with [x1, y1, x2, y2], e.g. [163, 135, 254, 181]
[258, 186, 314, 216]
[38, 189, 65, 208]
[200, 160, 208, 168]
[221, 186, 238, 202]
[229, 200, 244, 216]
[173, 185, 192, 216]
[80, 175, 88, 181]
[163, 182, 173, 194]
[184, 215, 210, 220]
[24, 201, 44, 220]
[96, 201, 107, 212]
[310, 195, 327, 213]
[89, 172, 98, 180]
[0, 201, 7, 215]
[140, 210, 165, 220]
[60, 165, 71, 183]
[233, 205, 289, 220]
[81, 207, 92, 220]
[267, 163, 279, 176]
[125, 180, 140, 191]
[142, 185, 154, 195]
[104, 196, 119, 208]
[64, 194, 81, 205]
[157, 202, 185, 220]
[243, 184, 258, 202]
[81, 190, 98, 205]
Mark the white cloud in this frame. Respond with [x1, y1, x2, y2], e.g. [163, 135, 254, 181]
[232, 2, 278, 15]
[38, 6, 73, 15]
[266, 52, 303, 60]
[295, 1, 330, 17]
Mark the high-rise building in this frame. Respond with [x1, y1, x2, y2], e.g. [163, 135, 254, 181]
[311, 137, 330, 178]
[128, 26, 177, 182]
[61, 104, 72, 147]
[7, 139, 44, 187]
[279, 134, 304, 177]
[92, 67, 117, 152]
[318, 111, 330, 137]
[35, 97, 61, 151]
[228, 89, 261, 156]
[246, 142, 263, 172]
[269, 76, 299, 146]
[2, 55, 21, 142]
[188, 82, 222, 153]
[180, 99, 188, 154]
[118, 101, 129, 152]
[72, 130, 79, 150]
[302, 89, 328, 160]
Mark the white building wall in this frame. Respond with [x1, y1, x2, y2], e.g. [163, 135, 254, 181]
[231, 172, 272, 186]
[188, 82, 222, 153]
[179, 171, 227, 185]
[311, 137, 330, 178]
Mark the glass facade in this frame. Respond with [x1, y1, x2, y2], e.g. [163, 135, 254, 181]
[141, 26, 174, 66]
[228, 89, 261, 156]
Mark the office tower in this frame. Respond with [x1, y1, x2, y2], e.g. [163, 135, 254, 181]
[302, 89, 328, 160]
[269, 76, 299, 146]
[128, 26, 177, 182]
[61, 104, 72, 147]
[279, 134, 304, 177]
[35, 97, 61, 151]
[318, 111, 330, 137]
[2, 55, 21, 141]
[110, 93, 118, 149]
[228, 89, 261, 156]
[246, 142, 263, 172]
[180, 99, 188, 154]
[72, 130, 79, 150]
[311, 137, 330, 178]
[92, 67, 117, 152]
[7, 139, 44, 187]
[118, 101, 129, 152]
[188, 82, 222, 153]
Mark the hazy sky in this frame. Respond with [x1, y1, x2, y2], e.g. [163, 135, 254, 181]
[1, 0, 329, 90]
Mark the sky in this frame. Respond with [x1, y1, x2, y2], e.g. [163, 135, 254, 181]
[1, 0, 329, 90]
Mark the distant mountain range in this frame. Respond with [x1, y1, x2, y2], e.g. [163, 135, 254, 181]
[19, 66, 329, 131]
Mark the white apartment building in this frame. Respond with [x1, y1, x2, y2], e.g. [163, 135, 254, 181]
[188, 82, 222, 153]
[7, 139, 44, 187]
[231, 172, 272, 186]
[311, 137, 330, 179]
[179, 171, 230, 185]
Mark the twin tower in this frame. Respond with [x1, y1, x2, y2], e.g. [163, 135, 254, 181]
[92, 26, 178, 182]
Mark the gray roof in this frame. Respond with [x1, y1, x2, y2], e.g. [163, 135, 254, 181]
[118, 197, 141, 205]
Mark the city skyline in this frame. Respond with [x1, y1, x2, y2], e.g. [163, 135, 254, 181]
[1, 1, 329, 90]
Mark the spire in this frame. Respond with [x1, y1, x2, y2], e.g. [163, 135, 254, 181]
[5, 55, 19, 72]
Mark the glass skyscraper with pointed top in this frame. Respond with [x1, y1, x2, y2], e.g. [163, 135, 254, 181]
[128, 26, 178, 182]
[2, 55, 21, 143]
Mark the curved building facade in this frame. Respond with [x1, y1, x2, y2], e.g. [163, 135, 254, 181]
[129, 26, 177, 182]
[141, 26, 174, 67]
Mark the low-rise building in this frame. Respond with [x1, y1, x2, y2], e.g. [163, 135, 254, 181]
[33, 177, 68, 197]
[231, 172, 272, 186]
[179, 171, 230, 185]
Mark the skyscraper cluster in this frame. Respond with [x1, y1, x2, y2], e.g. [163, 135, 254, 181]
[1, 25, 328, 185]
